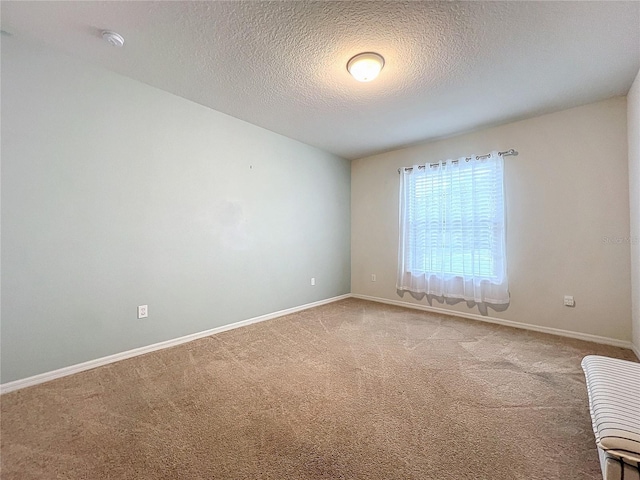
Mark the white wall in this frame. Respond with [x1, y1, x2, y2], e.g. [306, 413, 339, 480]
[352, 97, 632, 342]
[0, 37, 351, 383]
[629, 68, 640, 354]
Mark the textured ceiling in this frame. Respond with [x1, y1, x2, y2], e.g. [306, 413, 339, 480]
[2, 1, 639, 160]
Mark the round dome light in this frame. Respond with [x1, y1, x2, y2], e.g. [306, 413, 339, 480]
[347, 52, 385, 82]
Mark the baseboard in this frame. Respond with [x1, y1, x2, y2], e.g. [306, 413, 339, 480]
[351, 293, 634, 350]
[3, 292, 633, 394]
[0, 294, 351, 395]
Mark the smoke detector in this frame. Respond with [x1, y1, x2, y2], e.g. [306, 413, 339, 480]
[102, 30, 125, 47]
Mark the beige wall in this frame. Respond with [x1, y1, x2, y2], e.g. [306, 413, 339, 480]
[352, 97, 632, 342]
[629, 69, 640, 353]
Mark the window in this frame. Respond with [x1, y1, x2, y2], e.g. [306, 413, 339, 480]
[397, 151, 509, 304]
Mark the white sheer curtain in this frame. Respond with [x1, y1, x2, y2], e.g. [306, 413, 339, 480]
[397, 151, 509, 304]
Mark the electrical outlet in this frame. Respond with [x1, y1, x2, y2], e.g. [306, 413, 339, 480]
[311, 277, 316, 286]
[138, 305, 148, 318]
[563, 296, 575, 307]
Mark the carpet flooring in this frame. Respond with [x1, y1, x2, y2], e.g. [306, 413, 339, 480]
[1, 298, 637, 479]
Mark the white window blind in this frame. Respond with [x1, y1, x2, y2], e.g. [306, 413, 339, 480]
[397, 151, 509, 304]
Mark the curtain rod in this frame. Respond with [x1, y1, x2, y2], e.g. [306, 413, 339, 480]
[397, 149, 518, 174]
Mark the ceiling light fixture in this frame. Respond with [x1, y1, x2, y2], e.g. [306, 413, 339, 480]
[102, 30, 125, 47]
[347, 52, 385, 82]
